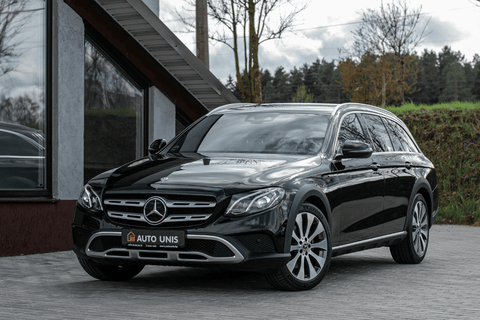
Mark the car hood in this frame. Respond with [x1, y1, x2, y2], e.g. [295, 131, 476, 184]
[95, 153, 321, 195]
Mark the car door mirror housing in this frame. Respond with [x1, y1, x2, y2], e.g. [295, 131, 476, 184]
[341, 140, 373, 159]
[148, 139, 168, 154]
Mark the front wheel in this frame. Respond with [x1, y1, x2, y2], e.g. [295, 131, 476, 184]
[265, 203, 332, 291]
[78, 257, 145, 281]
[390, 193, 429, 264]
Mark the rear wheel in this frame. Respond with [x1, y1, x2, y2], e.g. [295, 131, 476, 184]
[390, 193, 429, 264]
[265, 203, 332, 291]
[78, 257, 145, 281]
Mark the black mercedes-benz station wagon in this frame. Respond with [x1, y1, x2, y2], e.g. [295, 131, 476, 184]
[73, 103, 438, 290]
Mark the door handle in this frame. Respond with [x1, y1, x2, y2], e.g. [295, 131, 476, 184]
[405, 161, 412, 169]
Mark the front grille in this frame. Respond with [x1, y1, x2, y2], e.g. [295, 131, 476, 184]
[236, 233, 277, 253]
[103, 193, 217, 228]
[88, 236, 234, 257]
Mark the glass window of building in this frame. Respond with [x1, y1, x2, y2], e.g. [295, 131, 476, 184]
[84, 39, 144, 183]
[0, 0, 46, 191]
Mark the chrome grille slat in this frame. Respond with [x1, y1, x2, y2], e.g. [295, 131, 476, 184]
[104, 199, 216, 208]
[107, 211, 212, 223]
[164, 214, 211, 222]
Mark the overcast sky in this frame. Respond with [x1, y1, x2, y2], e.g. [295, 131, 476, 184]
[159, 0, 480, 82]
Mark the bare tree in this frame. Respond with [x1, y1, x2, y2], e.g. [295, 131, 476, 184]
[0, 0, 30, 77]
[352, 0, 429, 58]
[176, 0, 306, 103]
[352, 0, 429, 102]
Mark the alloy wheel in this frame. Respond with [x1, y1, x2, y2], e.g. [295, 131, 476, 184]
[411, 200, 429, 257]
[287, 211, 329, 281]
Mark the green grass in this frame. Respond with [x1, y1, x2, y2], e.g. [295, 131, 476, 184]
[385, 101, 480, 114]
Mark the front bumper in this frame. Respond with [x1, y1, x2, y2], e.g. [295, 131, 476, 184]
[73, 230, 290, 271]
[72, 203, 291, 271]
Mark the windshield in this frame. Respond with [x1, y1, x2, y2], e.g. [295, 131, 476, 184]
[168, 111, 331, 155]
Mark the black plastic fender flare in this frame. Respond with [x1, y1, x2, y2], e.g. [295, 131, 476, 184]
[405, 177, 434, 230]
[282, 185, 332, 253]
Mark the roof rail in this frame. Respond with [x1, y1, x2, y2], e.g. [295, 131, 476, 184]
[207, 103, 257, 115]
[333, 103, 397, 117]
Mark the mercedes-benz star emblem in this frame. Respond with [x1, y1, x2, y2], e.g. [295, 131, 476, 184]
[143, 197, 167, 225]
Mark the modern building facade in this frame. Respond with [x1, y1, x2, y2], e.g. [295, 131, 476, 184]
[0, 0, 237, 256]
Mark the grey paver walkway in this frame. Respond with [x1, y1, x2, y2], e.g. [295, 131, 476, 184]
[1, 225, 479, 319]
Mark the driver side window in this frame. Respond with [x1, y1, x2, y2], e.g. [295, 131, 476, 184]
[336, 113, 369, 154]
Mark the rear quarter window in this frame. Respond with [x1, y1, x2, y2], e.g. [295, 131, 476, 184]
[361, 114, 394, 152]
[385, 119, 419, 153]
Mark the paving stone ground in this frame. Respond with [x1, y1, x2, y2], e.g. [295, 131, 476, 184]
[1, 225, 479, 319]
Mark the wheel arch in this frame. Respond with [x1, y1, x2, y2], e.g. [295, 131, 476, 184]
[406, 178, 434, 229]
[283, 185, 331, 253]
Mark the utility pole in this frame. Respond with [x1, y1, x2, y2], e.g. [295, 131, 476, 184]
[196, 0, 209, 69]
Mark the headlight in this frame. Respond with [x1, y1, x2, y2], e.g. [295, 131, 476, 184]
[226, 187, 285, 217]
[78, 184, 103, 212]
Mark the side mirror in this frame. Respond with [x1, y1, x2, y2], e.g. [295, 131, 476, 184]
[341, 140, 373, 159]
[149, 139, 167, 154]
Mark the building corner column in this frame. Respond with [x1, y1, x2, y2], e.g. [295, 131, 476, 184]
[51, 0, 84, 200]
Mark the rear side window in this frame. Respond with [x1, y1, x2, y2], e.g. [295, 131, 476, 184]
[362, 114, 394, 152]
[336, 113, 370, 153]
[385, 119, 419, 153]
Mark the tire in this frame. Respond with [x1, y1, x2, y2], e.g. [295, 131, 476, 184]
[78, 257, 145, 281]
[265, 203, 332, 291]
[390, 193, 429, 264]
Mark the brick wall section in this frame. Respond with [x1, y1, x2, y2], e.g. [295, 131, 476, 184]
[0, 200, 75, 256]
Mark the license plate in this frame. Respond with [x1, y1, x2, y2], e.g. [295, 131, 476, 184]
[122, 229, 185, 249]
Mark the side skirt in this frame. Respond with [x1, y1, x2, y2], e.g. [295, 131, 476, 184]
[332, 231, 407, 257]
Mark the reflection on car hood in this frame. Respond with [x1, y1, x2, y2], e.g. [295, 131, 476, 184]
[102, 153, 321, 194]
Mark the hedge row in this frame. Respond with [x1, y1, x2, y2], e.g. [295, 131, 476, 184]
[390, 103, 480, 225]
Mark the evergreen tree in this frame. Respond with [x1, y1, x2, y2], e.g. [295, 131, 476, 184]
[262, 69, 274, 103]
[292, 86, 314, 103]
[471, 54, 480, 101]
[407, 50, 440, 104]
[327, 68, 348, 103]
[303, 62, 316, 99]
[271, 67, 290, 102]
[438, 46, 465, 97]
[289, 67, 304, 98]
[225, 75, 242, 101]
[317, 60, 335, 102]
[439, 62, 474, 102]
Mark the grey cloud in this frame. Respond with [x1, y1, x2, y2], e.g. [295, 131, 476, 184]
[210, 43, 236, 81]
[421, 16, 466, 45]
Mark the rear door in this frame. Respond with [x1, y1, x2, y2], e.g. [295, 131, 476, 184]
[330, 113, 385, 245]
[381, 118, 418, 234]
[360, 114, 417, 236]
